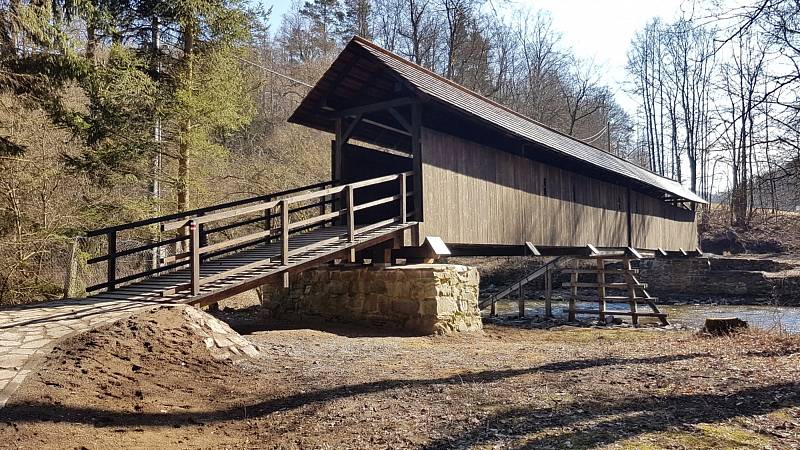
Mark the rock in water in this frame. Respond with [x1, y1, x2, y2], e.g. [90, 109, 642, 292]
[702, 317, 748, 336]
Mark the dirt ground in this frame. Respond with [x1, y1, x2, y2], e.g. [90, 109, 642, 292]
[1, 303, 799, 449]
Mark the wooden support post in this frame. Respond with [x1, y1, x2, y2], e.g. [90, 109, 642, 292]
[346, 184, 355, 242]
[490, 296, 496, 316]
[189, 220, 200, 296]
[518, 280, 525, 318]
[411, 102, 422, 245]
[333, 119, 344, 225]
[198, 212, 208, 249]
[597, 257, 606, 323]
[280, 199, 289, 266]
[568, 260, 577, 322]
[334, 120, 343, 182]
[544, 267, 552, 318]
[63, 237, 80, 299]
[623, 256, 639, 326]
[107, 230, 117, 291]
[264, 195, 273, 242]
[626, 187, 633, 248]
[400, 172, 407, 223]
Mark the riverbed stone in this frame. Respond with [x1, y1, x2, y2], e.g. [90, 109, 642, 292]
[261, 264, 483, 335]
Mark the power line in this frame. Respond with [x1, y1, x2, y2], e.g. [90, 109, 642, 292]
[234, 55, 314, 88]
[578, 125, 608, 143]
[157, 36, 314, 89]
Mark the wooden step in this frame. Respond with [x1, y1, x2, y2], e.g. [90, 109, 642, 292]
[572, 294, 658, 302]
[561, 268, 639, 274]
[562, 282, 647, 289]
[602, 296, 657, 301]
[571, 309, 667, 318]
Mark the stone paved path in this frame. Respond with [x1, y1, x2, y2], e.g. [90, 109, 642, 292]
[0, 298, 173, 407]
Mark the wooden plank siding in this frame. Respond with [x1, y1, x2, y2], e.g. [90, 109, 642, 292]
[418, 128, 697, 250]
[630, 190, 698, 250]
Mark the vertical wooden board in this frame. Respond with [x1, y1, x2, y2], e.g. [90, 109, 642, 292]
[417, 127, 696, 249]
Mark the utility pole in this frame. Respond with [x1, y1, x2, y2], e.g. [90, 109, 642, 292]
[151, 16, 163, 269]
[606, 119, 611, 153]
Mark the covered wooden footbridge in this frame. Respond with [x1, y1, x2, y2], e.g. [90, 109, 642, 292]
[76, 37, 706, 322]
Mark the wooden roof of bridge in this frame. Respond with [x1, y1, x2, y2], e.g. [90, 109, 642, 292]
[289, 36, 706, 204]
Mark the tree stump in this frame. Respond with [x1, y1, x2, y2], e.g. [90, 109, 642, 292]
[702, 317, 748, 336]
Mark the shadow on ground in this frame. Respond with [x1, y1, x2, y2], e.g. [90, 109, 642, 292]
[4, 351, 793, 450]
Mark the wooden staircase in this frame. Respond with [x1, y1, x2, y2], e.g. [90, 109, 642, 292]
[479, 256, 568, 316]
[562, 253, 668, 325]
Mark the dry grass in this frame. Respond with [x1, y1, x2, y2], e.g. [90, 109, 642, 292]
[701, 204, 800, 255]
[1, 308, 798, 449]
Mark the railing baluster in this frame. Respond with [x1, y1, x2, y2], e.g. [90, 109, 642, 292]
[198, 212, 208, 249]
[264, 195, 273, 243]
[107, 230, 117, 291]
[281, 199, 289, 265]
[400, 173, 407, 223]
[189, 220, 200, 295]
[346, 185, 355, 241]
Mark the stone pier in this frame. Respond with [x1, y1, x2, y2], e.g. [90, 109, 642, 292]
[261, 264, 483, 334]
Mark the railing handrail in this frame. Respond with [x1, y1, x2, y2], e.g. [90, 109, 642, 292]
[480, 256, 568, 309]
[86, 172, 415, 294]
[161, 172, 413, 232]
[86, 179, 337, 237]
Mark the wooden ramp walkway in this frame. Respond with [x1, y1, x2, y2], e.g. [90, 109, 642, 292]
[78, 173, 416, 307]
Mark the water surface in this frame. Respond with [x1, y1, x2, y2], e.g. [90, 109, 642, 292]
[490, 299, 800, 333]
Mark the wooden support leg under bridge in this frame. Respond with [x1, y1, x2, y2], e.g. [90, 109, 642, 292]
[477, 246, 669, 326]
[478, 256, 569, 317]
[562, 251, 669, 325]
[79, 172, 417, 308]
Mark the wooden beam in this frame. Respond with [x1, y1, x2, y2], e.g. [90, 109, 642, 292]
[189, 221, 200, 296]
[392, 236, 450, 261]
[525, 242, 541, 256]
[447, 243, 529, 257]
[544, 267, 552, 317]
[388, 107, 412, 132]
[331, 97, 416, 118]
[626, 186, 633, 247]
[535, 245, 596, 257]
[321, 106, 412, 137]
[411, 102, 423, 236]
[362, 118, 412, 137]
[342, 114, 362, 142]
[334, 118, 343, 182]
[625, 247, 644, 259]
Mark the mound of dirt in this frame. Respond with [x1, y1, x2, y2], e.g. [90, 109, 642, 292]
[7, 305, 261, 421]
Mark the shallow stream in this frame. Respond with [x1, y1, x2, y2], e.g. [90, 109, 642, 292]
[490, 299, 800, 333]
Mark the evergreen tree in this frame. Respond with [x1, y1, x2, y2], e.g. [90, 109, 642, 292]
[341, 0, 372, 40]
[300, 0, 343, 56]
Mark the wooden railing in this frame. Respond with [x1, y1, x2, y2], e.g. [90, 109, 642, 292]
[479, 256, 567, 315]
[85, 173, 414, 294]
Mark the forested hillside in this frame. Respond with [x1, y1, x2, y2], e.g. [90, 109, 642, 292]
[1, 0, 799, 304]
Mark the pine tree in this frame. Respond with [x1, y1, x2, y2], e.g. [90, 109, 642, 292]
[300, 0, 344, 56]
